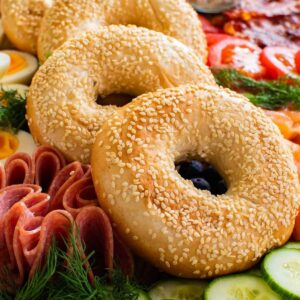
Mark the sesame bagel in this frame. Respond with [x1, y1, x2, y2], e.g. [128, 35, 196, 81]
[37, 0, 207, 62]
[1, 0, 52, 53]
[91, 84, 300, 278]
[27, 26, 215, 163]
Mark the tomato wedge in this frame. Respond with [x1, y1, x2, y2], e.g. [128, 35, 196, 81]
[295, 50, 300, 74]
[205, 33, 232, 47]
[260, 47, 297, 79]
[208, 38, 266, 78]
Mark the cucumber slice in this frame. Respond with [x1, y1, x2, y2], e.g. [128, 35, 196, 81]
[204, 274, 280, 300]
[283, 242, 300, 250]
[139, 291, 150, 300]
[262, 248, 300, 299]
[149, 279, 208, 300]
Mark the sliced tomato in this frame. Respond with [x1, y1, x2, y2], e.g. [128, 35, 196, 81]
[205, 33, 232, 47]
[295, 50, 300, 74]
[293, 208, 300, 241]
[208, 38, 266, 78]
[260, 47, 297, 79]
[198, 15, 221, 33]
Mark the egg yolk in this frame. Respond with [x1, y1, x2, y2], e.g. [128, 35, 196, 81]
[0, 131, 19, 159]
[5, 53, 28, 75]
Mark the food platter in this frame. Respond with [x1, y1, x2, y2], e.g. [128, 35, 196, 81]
[0, 0, 299, 299]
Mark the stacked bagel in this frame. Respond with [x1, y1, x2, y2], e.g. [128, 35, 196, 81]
[1, 0, 299, 279]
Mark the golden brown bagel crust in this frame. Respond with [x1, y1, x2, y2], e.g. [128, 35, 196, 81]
[1, 0, 52, 53]
[37, 0, 207, 62]
[27, 26, 215, 163]
[91, 84, 300, 278]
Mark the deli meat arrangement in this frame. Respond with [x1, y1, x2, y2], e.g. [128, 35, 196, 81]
[0, 145, 133, 292]
[0, 0, 299, 299]
[221, 0, 300, 48]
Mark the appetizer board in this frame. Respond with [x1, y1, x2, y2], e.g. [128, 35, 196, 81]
[0, 0, 299, 299]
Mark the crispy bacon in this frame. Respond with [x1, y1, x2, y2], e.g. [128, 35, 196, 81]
[0, 146, 133, 289]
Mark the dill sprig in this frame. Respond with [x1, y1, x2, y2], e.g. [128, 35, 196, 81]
[212, 68, 300, 110]
[15, 242, 58, 300]
[0, 87, 27, 133]
[0, 229, 146, 300]
[48, 230, 143, 300]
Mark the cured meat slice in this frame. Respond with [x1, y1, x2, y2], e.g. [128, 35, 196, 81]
[0, 164, 6, 189]
[21, 210, 73, 279]
[113, 233, 135, 277]
[48, 162, 86, 210]
[33, 145, 66, 191]
[4, 153, 33, 186]
[226, 0, 300, 18]
[33, 145, 66, 192]
[63, 177, 97, 218]
[75, 207, 114, 280]
[0, 184, 41, 220]
[224, 15, 300, 48]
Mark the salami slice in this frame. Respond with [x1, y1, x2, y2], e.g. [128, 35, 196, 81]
[33, 145, 66, 192]
[4, 153, 33, 186]
[63, 177, 97, 218]
[75, 207, 114, 280]
[48, 162, 86, 210]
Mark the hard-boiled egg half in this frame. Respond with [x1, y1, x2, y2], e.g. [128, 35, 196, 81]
[1, 83, 29, 98]
[0, 50, 38, 84]
[0, 130, 37, 165]
[0, 52, 10, 78]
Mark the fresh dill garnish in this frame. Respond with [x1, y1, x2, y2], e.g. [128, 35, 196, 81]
[15, 242, 58, 300]
[48, 229, 143, 300]
[212, 68, 300, 110]
[0, 87, 27, 133]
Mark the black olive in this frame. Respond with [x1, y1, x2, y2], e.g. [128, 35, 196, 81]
[201, 165, 223, 183]
[211, 180, 227, 195]
[177, 160, 207, 179]
[191, 178, 211, 191]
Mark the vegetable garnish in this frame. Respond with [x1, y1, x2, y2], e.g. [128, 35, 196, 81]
[260, 47, 298, 79]
[212, 68, 300, 110]
[0, 230, 145, 300]
[0, 87, 26, 133]
[208, 38, 266, 79]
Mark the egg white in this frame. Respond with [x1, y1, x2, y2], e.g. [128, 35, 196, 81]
[0, 50, 38, 84]
[0, 130, 37, 165]
[0, 52, 10, 78]
[1, 83, 29, 98]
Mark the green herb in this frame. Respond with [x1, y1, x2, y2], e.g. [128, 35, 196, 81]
[15, 242, 58, 300]
[0, 87, 26, 133]
[48, 230, 143, 300]
[212, 68, 300, 110]
[0, 228, 145, 300]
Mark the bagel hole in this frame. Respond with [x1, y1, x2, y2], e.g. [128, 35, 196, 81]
[175, 160, 227, 195]
[97, 94, 134, 107]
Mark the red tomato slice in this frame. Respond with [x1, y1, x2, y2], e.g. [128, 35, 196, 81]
[295, 50, 300, 74]
[198, 15, 221, 33]
[260, 47, 297, 79]
[208, 38, 266, 78]
[205, 33, 232, 47]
